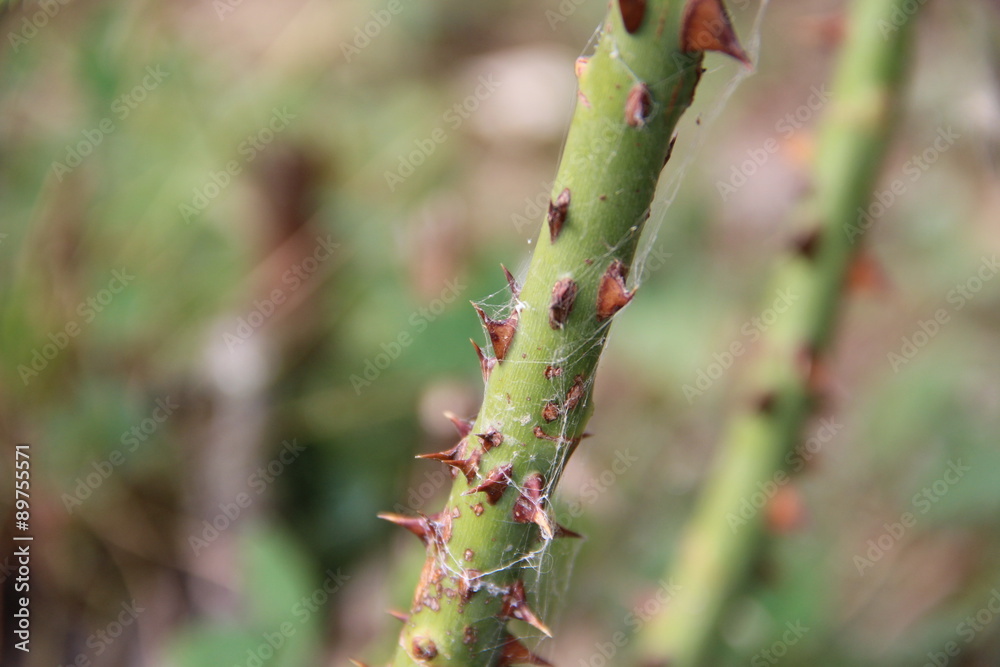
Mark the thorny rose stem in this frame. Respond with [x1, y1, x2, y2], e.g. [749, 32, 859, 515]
[636, 0, 920, 665]
[375, 1, 748, 665]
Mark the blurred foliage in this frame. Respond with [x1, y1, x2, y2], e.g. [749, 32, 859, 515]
[0, 0, 999, 666]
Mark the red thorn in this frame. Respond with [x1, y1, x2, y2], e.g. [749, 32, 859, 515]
[681, 0, 751, 66]
[416, 438, 465, 463]
[387, 609, 410, 623]
[625, 82, 654, 128]
[473, 303, 519, 362]
[618, 0, 647, 33]
[847, 251, 890, 294]
[411, 637, 438, 661]
[443, 410, 474, 438]
[476, 428, 504, 452]
[766, 483, 807, 534]
[377, 512, 430, 544]
[596, 259, 635, 322]
[442, 447, 482, 484]
[552, 522, 583, 539]
[471, 339, 497, 383]
[497, 633, 553, 667]
[463, 464, 512, 504]
[548, 277, 579, 329]
[547, 188, 571, 243]
[502, 580, 553, 637]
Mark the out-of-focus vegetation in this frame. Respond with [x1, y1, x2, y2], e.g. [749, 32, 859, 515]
[1, 1, 998, 666]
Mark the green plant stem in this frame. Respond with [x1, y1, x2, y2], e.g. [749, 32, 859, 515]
[636, 1, 918, 665]
[384, 2, 747, 665]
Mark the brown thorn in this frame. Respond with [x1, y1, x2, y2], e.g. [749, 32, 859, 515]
[443, 410, 474, 438]
[463, 464, 513, 504]
[377, 512, 430, 545]
[541, 402, 560, 423]
[501, 263, 521, 298]
[596, 259, 635, 322]
[619, 0, 647, 33]
[502, 580, 553, 637]
[552, 522, 583, 539]
[548, 277, 579, 329]
[387, 609, 409, 623]
[476, 428, 504, 452]
[442, 448, 482, 484]
[497, 633, 553, 667]
[681, 0, 751, 66]
[625, 82, 654, 128]
[416, 438, 465, 463]
[472, 303, 519, 362]
[471, 338, 496, 383]
[792, 228, 822, 260]
[547, 188, 571, 243]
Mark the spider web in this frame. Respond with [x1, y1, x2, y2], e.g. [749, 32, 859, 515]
[455, 3, 769, 659]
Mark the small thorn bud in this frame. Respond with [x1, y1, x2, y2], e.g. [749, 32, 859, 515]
[541, 402, 560, 423]
[497, 633, 553, 667]
[443, 411, 474, 438]
[681, 0, 751, 66]
[501, 263, 521, 298]
[378, 512, 430, 544]
[411, 636, 438, 661]
[618, 0, 647, 33]
[574, 56, 590, 78]
[463, 464, 513, 504]
[473, 303, 519, 362]
[549, 277, 579, 329]
[476, 428, 504, 452]
[544, 365, 563, 379]
[596, 259, 635, 321]
[472, 502, 484, 516]
[502, 580, 553, 637]
[464, 625, 478, 645]
[625, 82, 654, 128]
[471, 339, 497, 382]
[547, 188, 571, 243]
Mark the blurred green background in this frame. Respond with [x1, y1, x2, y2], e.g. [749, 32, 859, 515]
[1, 0, 999, 665]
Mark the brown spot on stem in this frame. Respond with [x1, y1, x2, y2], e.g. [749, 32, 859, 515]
[541, 402, 560, 423]
[501, 580, 553, 637]
[497, 633, 553, 667]
[464, 548, 475, 562]
[596, 259, 635, 321]
[471, 339, 496, 382]
[755, 391, 778, 416]
[472, 503, 484, 516]
[544, 365, 563, 379]
[473, 303, 519, 362]
[681, 0, 751, 66]
[564, 375, 585, 411]
[412, 637, 438, 661]
[574, 56, 590, 78]
[547, 188, 571, 243]
[548, 277, 578, 329]
[463, 625, 478, 645]
[476, 428, 504, 452]
[458, 569, 483, 602]
[463, 464, 512, 504]
[625, 82, 654, 128]
[619, 0, 647, 33]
